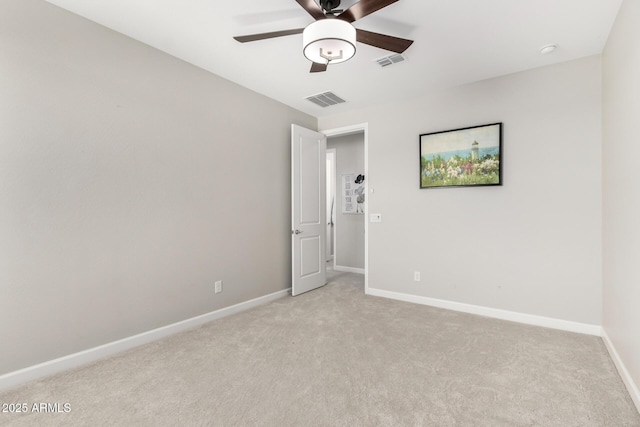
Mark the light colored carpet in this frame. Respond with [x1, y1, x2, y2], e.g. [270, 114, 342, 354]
[1, 272, 638, 426]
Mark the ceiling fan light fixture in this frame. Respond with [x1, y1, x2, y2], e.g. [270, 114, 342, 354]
[303, 19, 356, 65]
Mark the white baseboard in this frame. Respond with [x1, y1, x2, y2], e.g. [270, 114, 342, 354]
[366, 287, 602, 336]
[333, 265, 365, 274]
[0, 288, 290, 393]
[601, 329, 640, 413]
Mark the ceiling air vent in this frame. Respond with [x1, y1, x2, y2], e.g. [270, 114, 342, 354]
[376, 53, 405, 68]
[305, 91, 346, 108]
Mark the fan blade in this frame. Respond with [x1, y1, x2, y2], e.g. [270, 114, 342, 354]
[310, 62, 328, 73]
[337, 0, 399, 23]
[295, 0, 327, 20]
[234, 28, 304, 43]
[356, 28, 413, 53]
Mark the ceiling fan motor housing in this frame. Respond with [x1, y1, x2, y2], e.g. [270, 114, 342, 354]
[320, 0, 341, 13]
[302, 19, 356, 64]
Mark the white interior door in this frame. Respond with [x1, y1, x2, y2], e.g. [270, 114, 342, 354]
[292, 124, 326, 296]
[326, 149, 336, 262]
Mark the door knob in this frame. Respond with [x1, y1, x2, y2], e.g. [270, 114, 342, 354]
[293, 229, 303, 235]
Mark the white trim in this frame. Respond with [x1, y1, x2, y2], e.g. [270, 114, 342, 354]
[366, 287, 602, 336]
[326, 148, 337, 268]
[0, 288, 290, 393]
[322, 124, 367, 138]
[601, 329, 640, 413]
[322, 123, 369, 293]
[334, 265, 365, 274]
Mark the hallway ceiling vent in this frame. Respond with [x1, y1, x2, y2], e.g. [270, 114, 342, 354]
[305, 91, 346, 108]
[376, 53, 405, 67]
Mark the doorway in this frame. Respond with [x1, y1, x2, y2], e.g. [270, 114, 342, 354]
[322, 124, 368, 292]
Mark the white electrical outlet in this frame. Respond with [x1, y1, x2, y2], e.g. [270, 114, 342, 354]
[414, 271, 421, 282]
[214, 280, 223, 294]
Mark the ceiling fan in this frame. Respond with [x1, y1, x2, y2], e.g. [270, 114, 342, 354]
[233, 0, 414, 73]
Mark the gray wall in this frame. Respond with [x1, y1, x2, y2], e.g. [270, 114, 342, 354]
[602, 0, 640, 404]
[327, 133, 365, 270]
[0, 0, 315, 374]
[320, 56, 603, 326]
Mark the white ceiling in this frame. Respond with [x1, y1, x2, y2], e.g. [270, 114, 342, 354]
[44, 0, 621, 117]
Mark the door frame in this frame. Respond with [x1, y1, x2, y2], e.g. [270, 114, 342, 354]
[321, 123, 369, 293]
[325, 148, 337, 268]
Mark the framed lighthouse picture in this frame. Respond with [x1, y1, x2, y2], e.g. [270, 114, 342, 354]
[419, 123, 502, 189]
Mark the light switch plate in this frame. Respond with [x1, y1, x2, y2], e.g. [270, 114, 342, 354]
[370, 213, 382, 223]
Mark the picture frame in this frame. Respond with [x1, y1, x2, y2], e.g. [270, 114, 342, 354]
[341, 173, 365, 214]
[420, 122, 502, 189]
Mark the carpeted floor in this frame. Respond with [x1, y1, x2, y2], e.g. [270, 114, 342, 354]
[1, 271, 638, 426]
